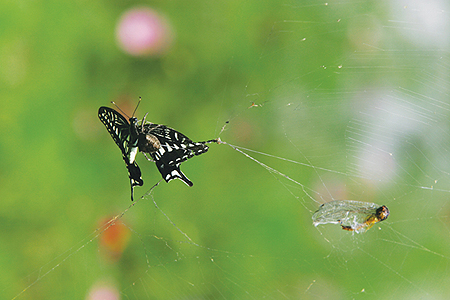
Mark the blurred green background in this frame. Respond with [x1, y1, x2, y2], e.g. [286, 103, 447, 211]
[2, 0, 450, 299]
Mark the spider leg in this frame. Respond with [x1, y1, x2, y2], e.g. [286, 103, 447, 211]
[142, 152, 155, 162]
[141, 112, 149, 131]
[149, 124, 163, 132]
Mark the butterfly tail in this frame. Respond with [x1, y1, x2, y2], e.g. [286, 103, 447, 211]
[126, 162, 144, 201]
[170, 167, 194, 187]
[156, 161, 193, 187]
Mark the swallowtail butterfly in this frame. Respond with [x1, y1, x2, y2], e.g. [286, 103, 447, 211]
[98, 106, 143, 200]
[99, 104, 218, 200]
[139, 121, 217, 186]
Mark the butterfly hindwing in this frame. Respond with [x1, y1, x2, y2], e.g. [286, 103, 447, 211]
[126, 161, 144, 199]
[155, 160, 193, 187]
[141, 123, 210, 186]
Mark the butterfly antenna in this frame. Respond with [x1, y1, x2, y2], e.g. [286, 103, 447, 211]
[132, 97, 142, 118]
[110, 101, 130, 118]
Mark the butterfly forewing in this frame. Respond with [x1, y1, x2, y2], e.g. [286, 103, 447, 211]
[98, 107, 139, 163]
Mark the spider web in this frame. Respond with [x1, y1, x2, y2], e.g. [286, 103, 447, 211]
[7, 1, 450, 299]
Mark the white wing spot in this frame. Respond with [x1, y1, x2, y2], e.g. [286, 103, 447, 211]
[171, 170, 181, 178]
[129, 147, 138, 163]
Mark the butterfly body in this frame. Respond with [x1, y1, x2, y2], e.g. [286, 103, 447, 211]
[138, 131, 161, 154]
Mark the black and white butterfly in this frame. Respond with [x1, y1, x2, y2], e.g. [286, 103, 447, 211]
[98, 106, 143, 201]
[139, 120, 217, 187]
[99, 104, 218, 200]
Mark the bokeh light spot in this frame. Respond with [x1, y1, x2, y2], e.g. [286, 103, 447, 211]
[116, 7, 174, 57]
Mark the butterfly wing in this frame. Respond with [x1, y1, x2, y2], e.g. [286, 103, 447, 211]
[142, 123, 209, 186]
[98, 107, 134, 160]
[125, 161, 143, 201]
[98, 106, 143, 200]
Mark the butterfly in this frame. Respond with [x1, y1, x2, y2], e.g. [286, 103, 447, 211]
[99, 104, 218, 200]
[138, 120, 217, 186]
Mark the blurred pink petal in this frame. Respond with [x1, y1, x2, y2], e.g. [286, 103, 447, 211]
[116, 7, 173, 56]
